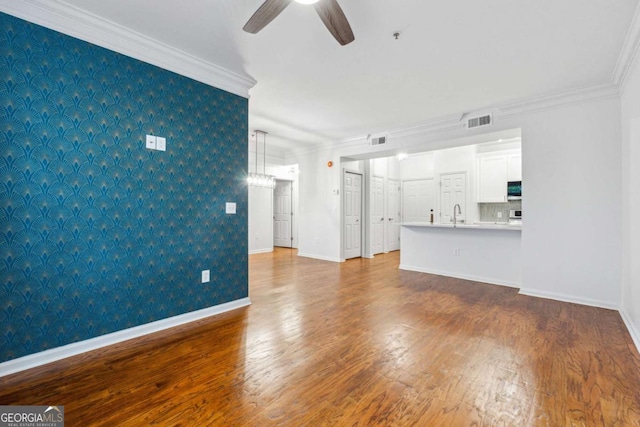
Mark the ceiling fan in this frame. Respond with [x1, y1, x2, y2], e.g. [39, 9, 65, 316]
[243, 0, 355, 46]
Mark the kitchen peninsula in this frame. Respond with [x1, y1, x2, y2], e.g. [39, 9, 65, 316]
[399, 222, 522, 288]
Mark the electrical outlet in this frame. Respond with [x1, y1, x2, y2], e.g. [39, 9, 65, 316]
[497, 212, 503, 218]
[201, 270, 210, 283]
[453, 248, 460, 256]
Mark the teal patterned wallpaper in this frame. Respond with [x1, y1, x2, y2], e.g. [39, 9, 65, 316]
[0, 13, 249, 363]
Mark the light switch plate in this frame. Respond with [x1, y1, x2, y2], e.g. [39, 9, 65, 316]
[156, 136, 166, 152]
[226, 202, 236, 214]
[146, 134, 156, 150]
[201, 270, 210, 283]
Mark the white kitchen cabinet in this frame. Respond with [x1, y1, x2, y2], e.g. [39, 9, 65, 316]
[477, 155, 508, 203]
[507, 153, 522, 181]
[477, 149, 522, 203]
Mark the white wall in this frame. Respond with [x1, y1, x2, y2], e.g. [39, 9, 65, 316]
[387, 156, 401, 180]
[371, 157, 388, 177]
[295, 149, 342, 262]
[400, 152, 435, 180]
[248, 186, 274, 254]
[621, 49, 640, 346]
[291, 95, 622, 307]
[517, 98, 621, 307]
[342, 159, 365, 172]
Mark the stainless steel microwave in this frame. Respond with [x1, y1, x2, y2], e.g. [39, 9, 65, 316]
[507, 181, 522, 200]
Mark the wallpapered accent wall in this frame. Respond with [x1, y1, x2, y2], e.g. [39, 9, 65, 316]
[0, 13, 249, 363]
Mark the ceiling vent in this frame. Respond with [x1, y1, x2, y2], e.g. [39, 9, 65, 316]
[369, 135, 387, 146]
[467, 114, 492, 129]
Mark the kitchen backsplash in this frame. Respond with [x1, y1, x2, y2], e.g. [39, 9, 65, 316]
[478, 200, 522, 222]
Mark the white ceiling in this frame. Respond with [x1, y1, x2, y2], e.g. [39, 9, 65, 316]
[52, 0, 640, 148]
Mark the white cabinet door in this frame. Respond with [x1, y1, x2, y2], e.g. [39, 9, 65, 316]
[507, 153, 522, 181]
[477, 155, 508, 203]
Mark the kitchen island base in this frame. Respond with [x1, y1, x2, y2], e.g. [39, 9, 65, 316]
[400, 224, 522, 288]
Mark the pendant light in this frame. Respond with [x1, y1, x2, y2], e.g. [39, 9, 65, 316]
[247, 130, 276, 188]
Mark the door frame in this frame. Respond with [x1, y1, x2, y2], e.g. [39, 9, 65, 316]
[273, 178, 294, 248]
[341, 169, 364, 261]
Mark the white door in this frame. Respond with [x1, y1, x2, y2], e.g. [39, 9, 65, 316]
[402, 179, 435, 223]
[440, 172, 466, 224]
[344, 171, 362, 259]
[371, 176, 384, 255]
[273, 180, 292, 247]
[386, 178, 401, 252]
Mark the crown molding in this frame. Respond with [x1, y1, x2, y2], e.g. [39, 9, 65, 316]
[496, 83, 620, 118]
[612, 0, 640, 90]
[386, 112, 465, 139]
[0, 0, 256, 98]
[326, 82, 620, 154]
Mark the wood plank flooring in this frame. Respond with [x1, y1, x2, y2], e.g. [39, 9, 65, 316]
[1, 248, 640, 426]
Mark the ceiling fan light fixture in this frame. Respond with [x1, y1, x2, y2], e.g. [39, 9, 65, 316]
[244, 0, 354, 45]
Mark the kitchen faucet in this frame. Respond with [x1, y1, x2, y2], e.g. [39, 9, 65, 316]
[453, 204, 462, 227]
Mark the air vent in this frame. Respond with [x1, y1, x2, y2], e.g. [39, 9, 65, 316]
[369, 136, 387, 146]
[467, 114, 492, 129]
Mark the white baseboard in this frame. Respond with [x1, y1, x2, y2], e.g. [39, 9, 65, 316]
[619, 308, 640, 355]
[0, 297, 251, 377]
[399, 264, 521, 289]
[249, 248, 273, 255]
[518, 288, 618, 310]
[296, 252, 343, 263]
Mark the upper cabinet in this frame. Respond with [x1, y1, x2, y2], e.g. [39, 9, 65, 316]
[507, 152, 522, 181]
[477, 150, 522, 203]
[477, 155, 508, 202]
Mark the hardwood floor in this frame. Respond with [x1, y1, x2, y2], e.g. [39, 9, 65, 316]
[1, 248, 640, 426]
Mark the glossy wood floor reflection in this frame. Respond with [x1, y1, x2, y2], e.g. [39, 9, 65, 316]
[2, 249, 640, 426]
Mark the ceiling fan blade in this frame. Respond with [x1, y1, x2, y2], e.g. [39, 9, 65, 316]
[243, 0, 293, 34]
[313, 0, 355, 46]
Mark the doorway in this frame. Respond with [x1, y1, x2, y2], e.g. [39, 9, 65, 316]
[274, 179, 293, 248]
[370, 175, 384, 255]
[344, 170, 363, 259]
[440, 172, 466, 224]
[386, 178, 401, 252]
[403, 179, 436, 223]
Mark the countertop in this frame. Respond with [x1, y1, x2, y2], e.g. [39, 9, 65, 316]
[400, 221, 522, 231]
